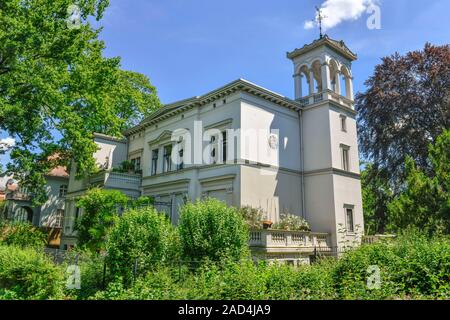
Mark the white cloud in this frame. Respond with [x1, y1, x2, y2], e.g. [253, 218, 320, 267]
[304, 20, 315, 30]
[0, 137, 15, 151]
[305, 0, 378, 31]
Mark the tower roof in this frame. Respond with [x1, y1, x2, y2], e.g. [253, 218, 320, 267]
[287, 35, 357, 61]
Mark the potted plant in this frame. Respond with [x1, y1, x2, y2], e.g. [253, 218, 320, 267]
[262, 220, 273, 229]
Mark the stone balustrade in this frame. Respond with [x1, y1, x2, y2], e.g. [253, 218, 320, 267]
[249, 229, 331, 254]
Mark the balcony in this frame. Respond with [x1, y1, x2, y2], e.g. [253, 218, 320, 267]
[249, 229, 331, 254]
[89, 170, 142, 197]
[298, 90, 354, 109]
[5, 190, 30, 201]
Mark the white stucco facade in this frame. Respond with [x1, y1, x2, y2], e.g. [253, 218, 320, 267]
[61, 36, 364, 252]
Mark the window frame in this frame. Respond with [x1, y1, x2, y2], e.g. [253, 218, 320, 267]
[151, 149, 159, 175]
[59, 185, 68, 198]
[55, 209, 64, 228]
[163, 144, 173, 173]
[340, 144, 350, 172]
[340, 114, 347, 132]
[345, 206, 355, 233]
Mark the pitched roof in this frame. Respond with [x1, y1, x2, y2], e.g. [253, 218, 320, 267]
[124, 79, 302, 136]
[287, 35, 357, 61]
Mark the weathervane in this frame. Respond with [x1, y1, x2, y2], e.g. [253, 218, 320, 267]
[315, 6, 327, 39]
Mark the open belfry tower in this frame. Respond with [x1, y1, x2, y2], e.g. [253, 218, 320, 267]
[287, 35, 364, 248]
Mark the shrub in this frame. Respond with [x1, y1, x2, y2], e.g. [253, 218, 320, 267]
[178, 198, 249, 262]
[0, 245, 65, 299]
[272, 213, 310, 231]
[389, 230, 450, 298]
[63, 250, 106, 300]
[0, 221, 47, 248]
[106, 206, 179, 285]
[75, 188, 129, 252]
[332, 242, 401, 299]
[179, 260, 266, 300]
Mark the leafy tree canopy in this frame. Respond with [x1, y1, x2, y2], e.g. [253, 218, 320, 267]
[0, 0, 161, 203]
[356, 43, 450, 186]
[387, 130, 450, 234]
[75, 188, 129, 252]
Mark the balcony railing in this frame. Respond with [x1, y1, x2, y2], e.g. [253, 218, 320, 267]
[297, 90, 354, 109]
[89, 170, 142, 194]
[249, 229, 331, 253]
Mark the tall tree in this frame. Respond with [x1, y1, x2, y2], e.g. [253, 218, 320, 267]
[356, 43, 450, 186]
[361, 163, 393, 235]
[387, 130, 450, 234]
[0, 0, 160, 203]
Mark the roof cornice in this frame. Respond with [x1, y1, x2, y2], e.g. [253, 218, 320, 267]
[123, 79, 303, 136]
[287, 35, 357, 61]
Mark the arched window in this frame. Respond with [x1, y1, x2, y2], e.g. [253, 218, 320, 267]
[329, 60, 340, 94]
[311, 60, 322, 93]
[299, 65, 310, 97]
[340, 66, 352, 99]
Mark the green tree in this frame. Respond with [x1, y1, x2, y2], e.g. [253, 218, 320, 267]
[356, 44, 450, 185]
[75, 188, 128, 252]
[387, 130, 450, 234]
[106, 206, 179, 285]
[0, 0, 160, 204]
[178, 198, 249, 263]
[361, 163, 393, 234]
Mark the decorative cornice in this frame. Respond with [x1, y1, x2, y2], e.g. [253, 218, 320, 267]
[123, 79, 303, 136]
[93, 132, 127, 143]
[287, 35, 357, 62]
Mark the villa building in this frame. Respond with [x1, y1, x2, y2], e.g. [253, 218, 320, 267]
[60, 36, 364, 262]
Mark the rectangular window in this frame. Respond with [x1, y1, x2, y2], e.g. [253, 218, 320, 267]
[163, 145, 172, 172]
[210, 135, 217, 164]
[346, 208, 354, 233]
[341, 145, 350, 171]
[55, 209, 64, 228]
[135, 157, 141, 171]
[151, 149, 158, 175]
[177, 148, 184, 171]
[59, 185, 68, 198]
[75, 207, 80, 221]
[340, 115, 347, 132]
[222, 131, 227, 163]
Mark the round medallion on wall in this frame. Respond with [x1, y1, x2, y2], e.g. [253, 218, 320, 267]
[268, 133, 279, 150]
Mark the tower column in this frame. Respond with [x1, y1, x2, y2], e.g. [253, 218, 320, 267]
[308, 70, 315, 95]
[347, 77, 354, 100]
[294, 73, 303, 99]
[321, 62, 331, 93]
[335, 71, 341, 96]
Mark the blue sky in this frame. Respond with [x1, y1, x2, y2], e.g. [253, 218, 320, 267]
[1, 0, 450, 169]
[95, 0, 450, 103]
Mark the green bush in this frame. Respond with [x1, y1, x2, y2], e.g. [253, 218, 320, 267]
[0, 245, 65, 299]
[389, 230, 450, 298]
[106, 206, 179, 285]
[178, 199, 249, 262]
[332, 230, 450, 299]
[0, 221, 47, 248]
[332, 242, 401, 299]
[63, 250, 105, 300]
[76, 188, 129, 252]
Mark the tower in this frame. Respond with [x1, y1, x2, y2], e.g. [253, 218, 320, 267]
[287, 36, 364, 249]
